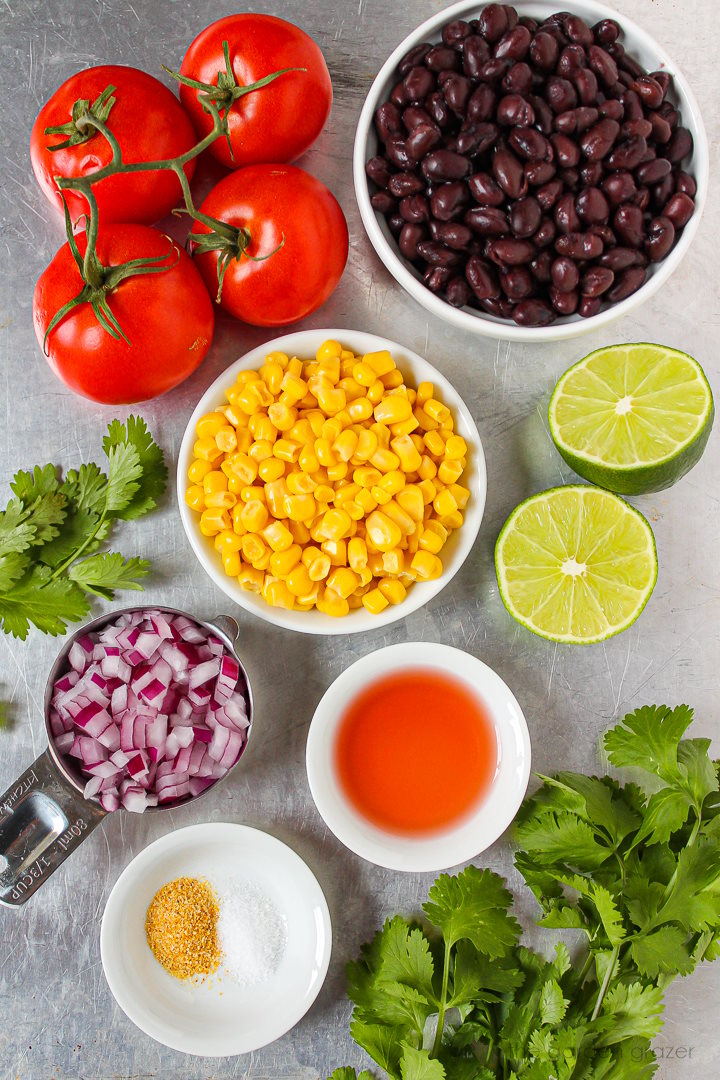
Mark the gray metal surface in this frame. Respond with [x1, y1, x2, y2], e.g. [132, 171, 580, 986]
[0, 0, 718, 1076]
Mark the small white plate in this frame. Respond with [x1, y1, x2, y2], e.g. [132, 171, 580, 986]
[306, 642, 531, 873]
[100, 823, 332, 1057]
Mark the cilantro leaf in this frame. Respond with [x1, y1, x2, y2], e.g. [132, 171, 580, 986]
[349, 1019, 403, 1078]
[104, 442, 143, 516]
[632, 786, 692, 848]
[0, 499, 39, 556]
[10, 464, 60, 502]
[103, 415, 167, 520]
[604, 704, 694, 784]
[399, 1046, 445, 1080]
[629, 926, 694, 979]
[378, 919, 436, 1003]
[38, 506, 100, 568]
[68, 552, 150, 599]
[539, 978, 568, 1025]
[595, 982, 664, 1046]
[423, 866, 520, 956]
[327, 1071, 376, 1080]
[591, 884, 626, 945]
[61, 462, 108, 516]
[449, 940, 522, 1007]
[652, 837, 720, 932]
[0, 552, 30, 592]
[514, 810, 612, 870]
[0, 565, 89, 639]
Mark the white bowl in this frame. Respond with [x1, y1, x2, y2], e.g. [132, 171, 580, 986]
[305, 642, 531, 872]
[353, 0, 709, 342]
[178, 329, 486, 635]
[100, 823, 332, 1057]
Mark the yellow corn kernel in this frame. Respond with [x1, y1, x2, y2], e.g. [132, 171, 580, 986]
[265, 350, 288, 369]
[418, 455, 438, 481]
[434, 489, 458, 517]
[314, 438, 336, 468]
[440, 510, 464, 530]
[327, 567, 359, 599]
[203, 470, 227, 496]
[259, 457, 286, 483]
[390, 434, 422, 472]
[249, 413, 278, 442]
[273, 439, 301, 464]
[382, 548, 404, 576]
[279, 372, 308, 407]
[322, 417, 344, 445]
[411, 551, 443, 580]
[321, 539, 348, 567]
[285, 564, 314, 597]
[214, 427, 236, 454]
[374, 395, 412, 426]
[424, 398, 450, 424]
[396, 485, 425, 522]
[372, 422, 391, 449]
[379, 578, 407, 605]
[285, 357, 302, 377]
[327, 461, 348, 482]
[413, 406, 439, 433]
[263, 521, 293, 552]
[366, 380, 385, 405]
[383, 499, 415, 536]
[333, 429, 359, 462]
[236, 563, 263, 593]
[196, 413, 228, 439]
[389, 415, 419, 438]
[199, 508, 231, 536]
[381, 369, 404, 390]
[263, 578, 295, 610]
[416, 381, 434, 406]
[297, 445, 319, 474]
[227, 474, 245, 496]
[314, 483, 334, 505]
[264, 478, 288, 518]
[226, 452, 258, 485]
[445, 435, 467, 459]
[337, 377, 364, 403]
[307, 552, 332, 581]
[418, 478, 437, 504]
[344, 500, 363, 521]
[316, 339, 343, 362]
[268, 402, 296, 433]
[316, 380, 346, 416]
[424, 430, 446, 458]
[260, 361, 284, 395]
[188, 459, 212, 483]
[217, 403, 246, 428]
[438, 458, 464, 485]
[352, 361, 376, 387]
[317, 587, 349, 617]
[355, 565, 372, 587]
[193, 437, 223, 463]
[354, 466, 382, 489]
[249, 439, 274, 463]
[449, 483, 470, 510]
[419, 520, 447, 553]
[270, 544, 302, 578]
[239, 499, 268, 533]
[348, 537, 368, 571]
[362, 587, 389, 614]
[378, 469, 406, 496]
[365, 511, 402, 552]
[370, 447, 400, 474]
[286, 420, 312, 448]
[222, 550, 242, 577]
[370, 484, 391, 506]
[205, 490, 236, 510]
[364, 350, 395, 377]
[353, 428, 378, 462]
[288, 520, 311, 546]
[348, 397, 374, 423]
[319, 508, 352, 541]
[285, 493, 316, 522]
[334, 482, 360, 505]
[287, 471, 316, 495]
[216, 529, 244, 554]
[356, 488, 378, 514]
[185, 485, 205, 512]
[237, 428, 254, 453]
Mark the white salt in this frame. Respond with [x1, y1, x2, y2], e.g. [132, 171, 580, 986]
[215, 878, 287, 986]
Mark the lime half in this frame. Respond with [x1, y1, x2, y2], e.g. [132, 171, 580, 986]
[495, 486, 657, 644]
[549, 344, 714, 495]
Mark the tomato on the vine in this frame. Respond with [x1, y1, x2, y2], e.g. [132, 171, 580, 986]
[191, 164, 348, 327]
[33, 225, 214, 404]
[177, 14, 332, 169]
[31, 66, 197, 225]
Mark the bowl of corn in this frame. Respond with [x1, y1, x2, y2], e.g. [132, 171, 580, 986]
[177, 329, 486, 634]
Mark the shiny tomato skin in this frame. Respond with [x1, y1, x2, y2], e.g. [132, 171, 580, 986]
[179, 14, 332, 169]
[31, 66, 197, 225]
[193, 165, 348, 327]
[33, 225, 214, 404]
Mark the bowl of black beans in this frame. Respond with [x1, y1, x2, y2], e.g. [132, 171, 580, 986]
[353, 0, 708, 339]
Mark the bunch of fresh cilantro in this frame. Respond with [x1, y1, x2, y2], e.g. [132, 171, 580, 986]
[330, 705, 720, 1080]
[0, 416, 166, 639]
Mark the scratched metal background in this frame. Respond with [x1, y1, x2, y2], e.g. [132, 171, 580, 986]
[0, 0, 718, 1077]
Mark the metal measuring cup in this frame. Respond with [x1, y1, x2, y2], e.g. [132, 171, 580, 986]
[0, 607, 253, 907]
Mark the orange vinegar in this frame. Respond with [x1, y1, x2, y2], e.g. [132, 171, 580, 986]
[334, 668, 499, 835]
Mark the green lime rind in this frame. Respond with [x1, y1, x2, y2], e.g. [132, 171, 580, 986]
[549, 343, 714, 496]
[495, 485, 658, 646]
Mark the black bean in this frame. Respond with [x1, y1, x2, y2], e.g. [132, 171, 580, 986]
[530, 249, 553, 281]
[495, 25, 532, 61]
[466, 85, 497, 124]
[607, 136, 647, 170]
[371, 191, 396, 214]
[630, 75, 664, 110]
[620, 117, 652, 140]
[399, 223, 426, 259]
[488, 237, 535, 265]
[607, 265, 647, 301]
[398, 43, 431, 76]
[649, 70, 672, 98]
[375, 102, 403, 142]
[450, 123, 499, 156]
[565, 14, 594, 47]
[497, 94, 535, 126]
[399, 194, 430, 222]
[648, 111, 672, 145]
[531, 95, 555, 134]
[533, 217, 557, 248]
[580, 161, 604, 186]
[551, 255, 580, 291]
[478, 3, 510, 43]
[462, 34, 492, 78]
[425, 92, 452, 129]
[406, 123, 442, 161]
[445, 276, 472, 307]
[587, 44, 618, 86]
[465, 255, 501, 298]
[580, 118, 620, 159]
[652, 173, 675, 210]
[366, 156, 392, 189]
[576, 186, 610, 223]
[525, 160, 557, 185]
[560, 166, 580, 189]
[416, 240, 462, 267]
[666, 127, 693, 164]
[529, 31, 559, 71]
[658, 101, 680, 129]
[426, 44, 461, 72]
[588, 223, 615, 247]
[545, 76, 578, 113]
[385, 136, 414, 170]
[492, 146, 527, 198]
[464, 206, 509, 235]
[573, 68, 600, 107]
[443, 20, 472, 47]
[500, 266, 535, 299]
[503, 61, 534, 95]
[388, 172, 424, 197]
[519, 16, 539, 34]
[429, 220, 474, 250]
[593, 18, 620, 45]
[663, 192, 695, 229]
[630, 186, 650, 212]
[602, 171, 637, 206]
[554, 192, 580, 233]
[468, 171, 505, 206]
[621, 89, 644, 121]
[599, 246, 646, 271]
[479, 295, 516, 317]
[555, 106, 599, 134]
[549, 285, 579, 314]
[423, 265, 452, 292]
[442, 73, 473, 114]
[509, 196, 542, 237]
[536, 177, 564, 210]
[403, 106, 436, 132]
[422, 149, 471, 181]
[555, 231, 603, 259]
[613, 204, 644, 247]
[578, 294, 602, 318]
[403, 66, 435, 103]
[478, 57, 513, 83]
[645, 215, 675, 261]
[551, 132, 581, 168]
[675, 171, 697, 198]
[512, 298, 556, 325]
[636, 157, 671, 185]
[388, 214, 404, 236]
[430, 181, 469, 221]
[581, 265, 614, 296]
[509, 126, 550, 160]
[557, 45, 587, 78]
[599, 98, 624, 122]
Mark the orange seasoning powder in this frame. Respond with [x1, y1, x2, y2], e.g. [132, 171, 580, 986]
[145, 876, 221, 980]
[334, 669, 499, 835]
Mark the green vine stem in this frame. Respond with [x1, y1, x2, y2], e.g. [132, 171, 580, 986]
[43, 48, 299, 342]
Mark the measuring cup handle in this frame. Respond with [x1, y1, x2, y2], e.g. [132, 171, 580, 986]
[0, 749, 106, 907]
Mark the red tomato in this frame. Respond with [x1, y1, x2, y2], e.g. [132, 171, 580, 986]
[31, 66, 197, 225]
[33, 225, 214, 404]
[192, 164, 348, 327]
[178, 14, 332, 169]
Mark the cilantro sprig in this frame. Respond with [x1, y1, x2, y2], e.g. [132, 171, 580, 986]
[330, 705, 720, 1079]
[0, 417, 166, 639]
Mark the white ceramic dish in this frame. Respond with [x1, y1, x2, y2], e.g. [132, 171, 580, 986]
[353, 0, 709, 342]
[100, 823, 332, 1057]
[305, 642, 531, 872]
[178, 328, 486, 635]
